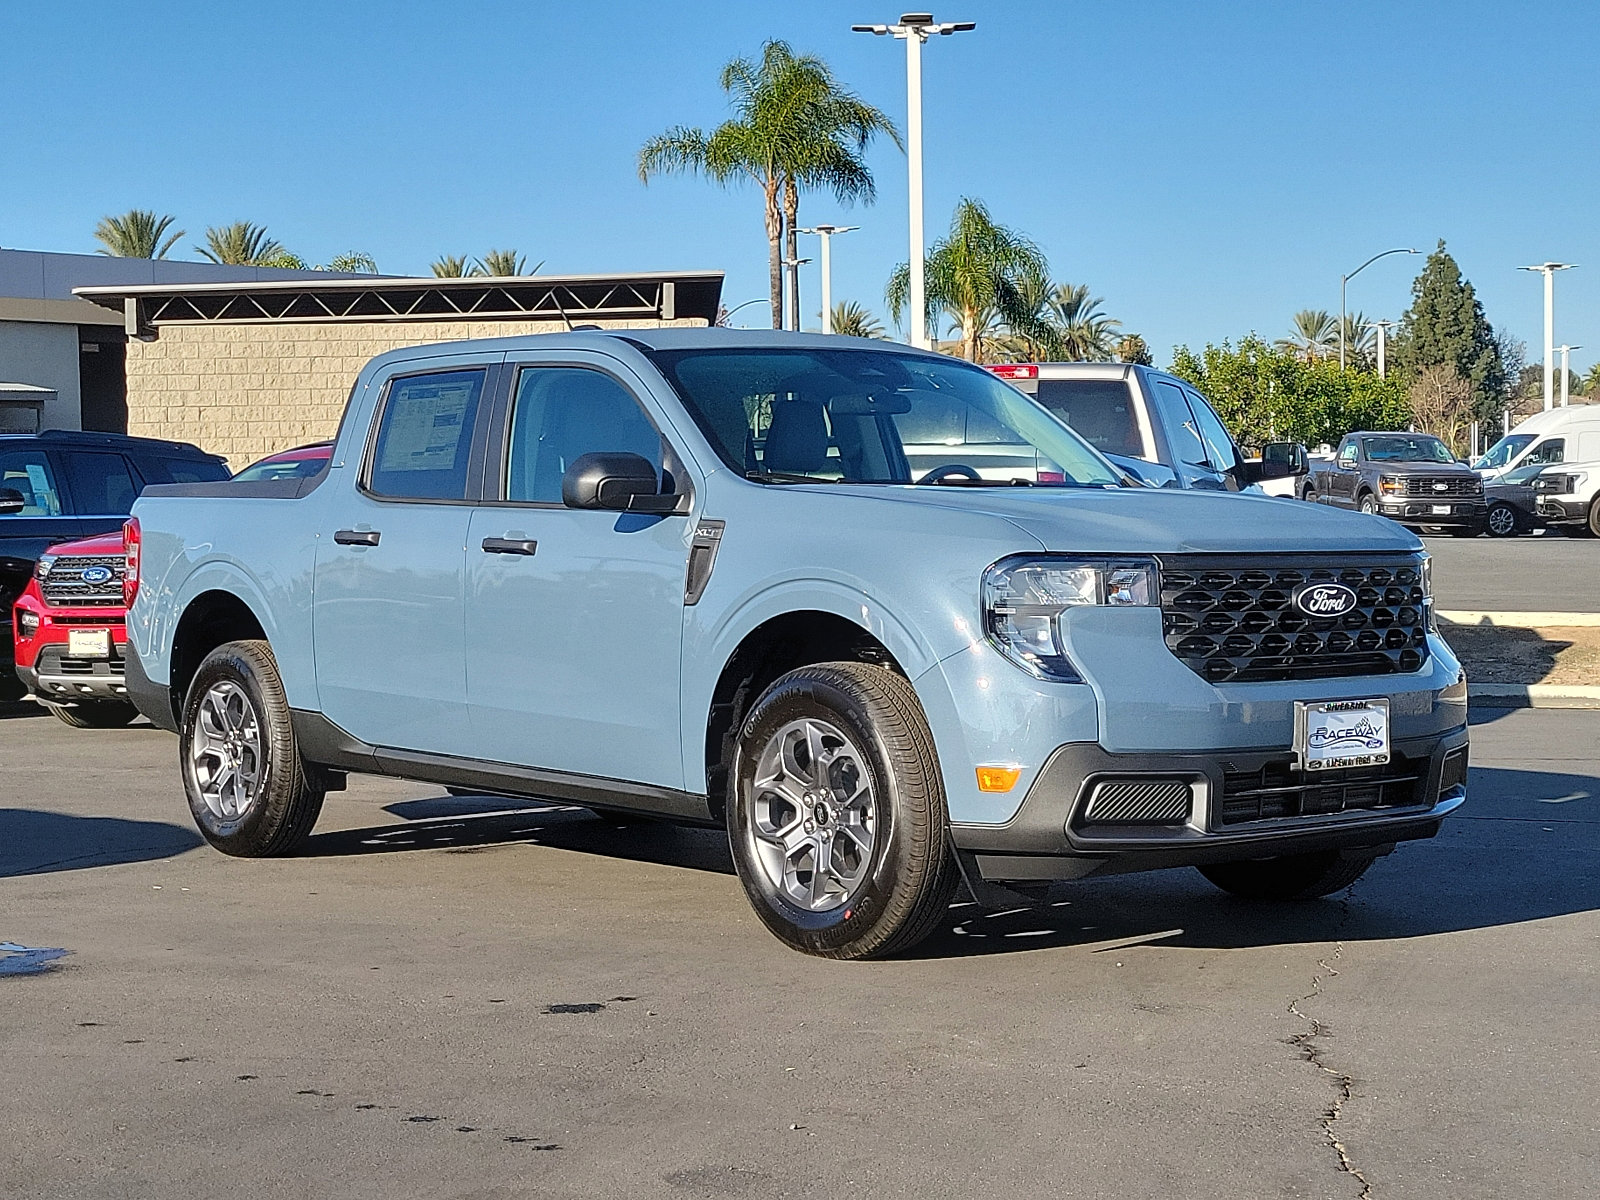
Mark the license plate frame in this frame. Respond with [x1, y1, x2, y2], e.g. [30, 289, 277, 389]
[67, 628, 111, 660]
[1295, 699, 1390, 771]
[1430, 504, 1452, 515]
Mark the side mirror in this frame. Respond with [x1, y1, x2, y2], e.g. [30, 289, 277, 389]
[1260, 441, 1310, 479]
[0, 487, 24, 515]
[561, 452, 685, 514]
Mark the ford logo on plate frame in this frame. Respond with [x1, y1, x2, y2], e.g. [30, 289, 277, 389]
[1294, 582, 1359, 618]
[80, 565, 114, 585]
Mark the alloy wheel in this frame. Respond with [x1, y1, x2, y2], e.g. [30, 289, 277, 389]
[191, 680, 264, 820]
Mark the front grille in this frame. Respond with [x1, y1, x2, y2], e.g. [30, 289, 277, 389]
[1394, 475, 1481, 498]
[1219, 753, 1427, 825]
[1160, 555, 1429, 683]
[40, 555, 125, 608]
[1082, 778, 1192, 824]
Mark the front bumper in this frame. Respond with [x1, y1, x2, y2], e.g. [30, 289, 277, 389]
[952, 725, 1469, 881]
[1536, 497, 1587, 524]
[1379, 499, 1485, 526]
[20, 640, 130, 702]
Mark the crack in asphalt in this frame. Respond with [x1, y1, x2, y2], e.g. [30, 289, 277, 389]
[1286, 891, 1371, 1199]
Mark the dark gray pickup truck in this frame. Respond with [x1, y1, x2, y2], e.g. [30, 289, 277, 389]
[1301, 431, 1486, 536]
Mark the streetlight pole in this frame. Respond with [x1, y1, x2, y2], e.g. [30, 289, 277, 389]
[853, 13, 975, 350]
[1340, 248, 1417, 370]
[1558, 343, 1581, 407]
[781, 258, 811, 330]
[798, 225, 858, 334]
[1519, 263, 1575, 412]
[719, 298, 771, 327]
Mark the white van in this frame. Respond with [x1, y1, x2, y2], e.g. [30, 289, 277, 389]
[1473, 405, 1600, 481]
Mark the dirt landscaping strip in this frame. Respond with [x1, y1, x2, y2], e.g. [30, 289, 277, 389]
[1438, 622, 1600, 688]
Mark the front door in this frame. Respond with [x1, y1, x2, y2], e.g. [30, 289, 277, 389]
[1331, 442, 1360, 506]
[312, 358, 496, 753]
[465, 359, 691, 790]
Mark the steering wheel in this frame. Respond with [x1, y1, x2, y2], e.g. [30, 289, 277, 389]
[916, 463, 983, 485]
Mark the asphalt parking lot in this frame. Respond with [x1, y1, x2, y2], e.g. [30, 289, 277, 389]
[1421, 532, 1599, 612]
[1, 705, 1596, 1199]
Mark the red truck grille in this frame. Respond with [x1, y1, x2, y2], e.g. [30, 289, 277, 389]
[1158, 555, 1429, 684]
[40, 555, 126, 608]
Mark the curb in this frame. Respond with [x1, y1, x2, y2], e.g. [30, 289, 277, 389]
[1468, 684, 1600, 710]
[1439, 611, 1600, 628]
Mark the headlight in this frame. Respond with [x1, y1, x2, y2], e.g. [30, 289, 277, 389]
[982, 557, 1158, 681]
[34, 554, 55, 580]
[1379, 475, 1401, 495]
[1420, 554, 1436, 633]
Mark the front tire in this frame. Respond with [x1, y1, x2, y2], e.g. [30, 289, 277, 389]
[1358, 492, 1378, 516]
[180, 639, 325, 857]
[728, 662, 958, 959]
[1301, 486, 1318, 504]
[1486, 503, 1521, 537]
[1198, 850, 1377, 900]
[1588, 497, 1600, 538]
[48, 700, 140, 728]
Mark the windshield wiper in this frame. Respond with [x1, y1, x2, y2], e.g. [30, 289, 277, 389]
[745, 470, 828, 484]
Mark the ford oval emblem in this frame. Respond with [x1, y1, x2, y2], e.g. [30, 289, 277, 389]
[80, 565, 114, 585]
[1294, 582, 1359, 618]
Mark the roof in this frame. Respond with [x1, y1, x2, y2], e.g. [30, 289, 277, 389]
[0, 429, 223, 458]
[75, 270, 725, 334]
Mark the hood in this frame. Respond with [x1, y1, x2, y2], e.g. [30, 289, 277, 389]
[796, 484, 1424, 555]
[43, 530, 124, 557]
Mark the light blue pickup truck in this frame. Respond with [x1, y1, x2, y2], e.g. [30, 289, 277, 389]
[124, 330, 1468, 959]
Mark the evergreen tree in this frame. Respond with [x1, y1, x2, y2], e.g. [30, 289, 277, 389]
[1390, 240, 1506, 424]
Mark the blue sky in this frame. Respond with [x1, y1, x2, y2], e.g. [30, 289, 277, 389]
[3, 1, 1597, 372]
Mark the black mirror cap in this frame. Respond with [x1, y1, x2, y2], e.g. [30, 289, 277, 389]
[0, 487, 24, 515]
[561, 452, 686, 514]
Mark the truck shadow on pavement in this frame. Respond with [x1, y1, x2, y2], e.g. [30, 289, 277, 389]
[0, 809, 203, 878]
[302, 762, 1599, 960]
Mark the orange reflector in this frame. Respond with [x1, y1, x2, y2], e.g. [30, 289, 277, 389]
[976, 765, 1022, 793]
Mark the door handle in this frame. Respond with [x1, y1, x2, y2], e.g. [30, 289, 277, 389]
[481, 537, 538, 556]
[333, 529, 381, 546]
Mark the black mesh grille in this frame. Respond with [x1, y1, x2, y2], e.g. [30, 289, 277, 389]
[1219, 753, 1427, 825]
[40, 555, 125, 608]
[1159, 555, 1428, 684]
[1395, 476, 1481, 498]
[1083, 778, 1192, 824]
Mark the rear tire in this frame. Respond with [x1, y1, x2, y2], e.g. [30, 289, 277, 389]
[728, 662, 958, 960]
[1198, 850, 1377, 900]
[1588, 497, 1600, 538]
[179, 639, 325, 857]
[1486, 503, 1521, 537]
[48, 700, 140, 728]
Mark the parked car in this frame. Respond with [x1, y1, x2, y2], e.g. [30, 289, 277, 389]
[985, 362, 1308, 493]
[1483, 461, 1550, 537]
[233, 441, 333, 481]
[1302, 431, 1486, 535]
[0, 430, 228, 699]
[124, 330, 1467, 959]
[11, 530, 138, 725]
[1473, 404, 1600, 482]
[1533, 461, 1600, 536]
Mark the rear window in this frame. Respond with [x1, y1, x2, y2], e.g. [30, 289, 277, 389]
[366, 369, 485, 500]
[135, 455, 231, 485]
[1032, 379, 1146, 458]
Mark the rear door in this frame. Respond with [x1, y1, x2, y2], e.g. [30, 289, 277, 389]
[312, 355, 499, 753]
[464, 355, 692, 789]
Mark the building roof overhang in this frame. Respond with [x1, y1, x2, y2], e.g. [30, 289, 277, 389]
[75, 270, 725, 336]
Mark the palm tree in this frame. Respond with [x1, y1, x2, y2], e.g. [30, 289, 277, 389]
[830, 301, 885, 338]
[481, 249, 540, 276]
[886, 198, 1055, 363]
[1114, 334, 1153, 366]
[1042, 283, 1121, 361]
[639, 40, 899, 330]
[1584, 362, 1600, 396]
[1276, 309, 1338, 363]
[94, 210, 184, 259]
[324, 252, 379, 274]
[197, 222, 285, 266]
[1338, 311, 1376, 369]
[431, 255, 479, 278]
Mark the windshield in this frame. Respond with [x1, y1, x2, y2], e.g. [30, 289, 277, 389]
[646, 347, 1124, 488]
[1473, 434, 1533, 471]
[1363, 435, 1457, 464]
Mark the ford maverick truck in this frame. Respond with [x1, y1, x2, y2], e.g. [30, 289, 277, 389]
[124, 330, 1468, 959]
[1302, 431, 1486, 535]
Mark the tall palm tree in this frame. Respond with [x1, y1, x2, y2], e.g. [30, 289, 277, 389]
[197, 222, 285, 266]
[1042, 282, 1121, 361]
[886, 198, 1054, 363]
[324, 252, 379, 274]
[1276, 309, 1338, 363]
[481, 249, 539, 276]
[431, 255, 479, 278]
[94, 209, 183, 259]
[639, 40, 899, 330]
[830, 300, 885, 338]
[1338, 311, 1376, 369]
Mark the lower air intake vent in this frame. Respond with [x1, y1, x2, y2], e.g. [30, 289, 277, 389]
[1083, 778, 1192, 824]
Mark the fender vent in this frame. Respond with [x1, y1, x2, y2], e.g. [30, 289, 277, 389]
[1083, 778, 1192, 824]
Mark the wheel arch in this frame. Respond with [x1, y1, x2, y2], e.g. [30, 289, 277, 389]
[168, 589, 270, 726]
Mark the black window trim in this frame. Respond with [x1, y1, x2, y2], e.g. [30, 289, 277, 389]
[358, 363, 501, 506]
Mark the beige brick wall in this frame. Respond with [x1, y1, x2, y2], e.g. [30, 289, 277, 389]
[125, 317, 703, 468]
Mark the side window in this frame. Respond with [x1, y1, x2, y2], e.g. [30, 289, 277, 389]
[1338, 442, 1359, 467]
[1525, 438, 1565, 466]
[62, 451, 138, 514]
[1184, 390, 1240, 472]
[0, 450, 64, 517]
[506, 367, 663, 504]
[1151, 382, 1209, 467]
[138, 455, 231, 485]
[367, 369, 486, 500]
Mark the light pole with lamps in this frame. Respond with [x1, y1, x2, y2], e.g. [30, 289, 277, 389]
[852, 13, 975, 349]
[1558, 343, 1581, 407]
[1341, 248, 1416, 369]
[1519, 262, 1576, 412]
[782, 258, 811, 330]
[797, 224, 858, 334]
